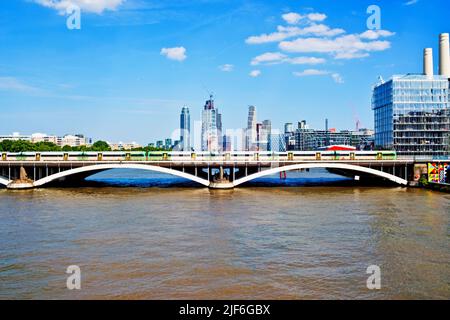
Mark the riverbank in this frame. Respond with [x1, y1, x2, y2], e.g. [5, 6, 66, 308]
[419, 177, 450, 193]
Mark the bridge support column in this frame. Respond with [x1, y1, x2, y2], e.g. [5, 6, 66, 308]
[7, 166, 35, 189]
[208, 181, 234, 189]
[208, 165, 234, 189]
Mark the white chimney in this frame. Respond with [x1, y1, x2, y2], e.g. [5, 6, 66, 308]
[423, 48, 433, 76]
[439, 33, 450, 78]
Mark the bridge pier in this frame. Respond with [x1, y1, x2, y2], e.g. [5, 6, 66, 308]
[7, 181, 35, 190]
[208, 165, 234, 189]
[208, 181, 234, 189]
[7, 166, 35, 189]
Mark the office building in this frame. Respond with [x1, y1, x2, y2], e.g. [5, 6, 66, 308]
[284, 123, 293, 134]
[0, 132, 91, 147]
[164, 138, 173, 149]
[0, 132, 31, 142]
[246, 105, 257, 151]
[284, 123, 296, 151]
[30, 133, 58, 145]
[108, 141, 141, 151]
[222, 135, 232, 151]
[217, 112, 223, 152]
[59, 134, 91, 147]
[257, 120, 271, 151]
[180, 106, 191, 151]
[201, 95, 221, 152]
[295, 125, 375, 151]
[269, 133, 286, 152]
[372, 33, 450, 157]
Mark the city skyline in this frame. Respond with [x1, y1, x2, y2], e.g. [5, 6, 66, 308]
[1, 0, 450, 144]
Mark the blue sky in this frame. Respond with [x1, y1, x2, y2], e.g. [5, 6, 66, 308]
[0, 0, 449, 144]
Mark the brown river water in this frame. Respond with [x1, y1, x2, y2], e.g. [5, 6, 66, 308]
[0, 169, 449, 299]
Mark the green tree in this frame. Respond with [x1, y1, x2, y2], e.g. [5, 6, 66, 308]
[7, 140, 36, 152]
[0, 139, 119, 152]
[34, 141, 61, 151]
[0, 140, 13, 152]
[90, 140, 111, 151]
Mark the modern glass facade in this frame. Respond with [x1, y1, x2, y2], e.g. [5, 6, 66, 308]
[201, 96, 221, 152]
[269, 133, 286, 152]
[258, 120, 271, 151]
[180, 107, 190, 151]
[294, 129, 374, 151]
[246, 106, 257, 151]
[372, 74, 450, 157]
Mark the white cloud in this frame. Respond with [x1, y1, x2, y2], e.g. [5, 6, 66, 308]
[281, 12, 327, 24]
[160, 47, 187, 61]
[278, 24, 345, 37]
[246, 10, 394, 61]
[307, 13, 327, 22]
[279, 34, 391, 59]
[292, 70, 344, 84]
[246, 24, 345, 45]
[244, 9, 395, 82]
[246, 29, 290, 45]
[251, 52, 325, 65]
[360, 30, 395, 40]
[288, 56, 326, 65]
[0, 77, 40, 93]
[293, 69, 330, 77]
[331, 73, 344, 84]
[404, 0, 419, 5]
[282, 12, 303, 25]
[333, 52, 370, 59]
[251, 52, 287, 65]
[249, 70, 261, 77]
[33, 0, 124, 14]
[219, 64, 234, 72]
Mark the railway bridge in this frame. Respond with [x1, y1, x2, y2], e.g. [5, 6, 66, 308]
[0, 151, 430, 189]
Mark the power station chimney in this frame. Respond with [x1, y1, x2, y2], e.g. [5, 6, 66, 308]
[439, 33, 450, 78]
[423, 48, 433, 77]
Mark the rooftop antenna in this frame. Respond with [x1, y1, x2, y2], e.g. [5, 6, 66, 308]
[201, 83, 214, 100]
[350, 103, 362, 131]
[355, 118, 361, 131]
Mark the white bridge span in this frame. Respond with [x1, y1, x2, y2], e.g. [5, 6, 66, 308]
[32, 164, 211, 187]
[0, 176, 11, 186]
[233, 163, 408, 186]
[0, 162, 409, 188]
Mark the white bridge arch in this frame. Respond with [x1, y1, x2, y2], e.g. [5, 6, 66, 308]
[33, 163, 211, 187]
[2, 162, 409, 188]
[232, 163, 408, 187]
[0, 176, 11, 186]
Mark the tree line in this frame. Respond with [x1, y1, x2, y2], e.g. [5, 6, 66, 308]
[0, 140, 169, 153]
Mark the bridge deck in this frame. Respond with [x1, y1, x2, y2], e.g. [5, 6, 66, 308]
[0, 159, 415, 167]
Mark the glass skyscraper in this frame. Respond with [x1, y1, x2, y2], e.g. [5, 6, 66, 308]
[372, 74, 450, 157]
[259, 120, 272, 151]
[246, 106, 257, 151]
[201, 95, 221, 152]
[179, 107, 190, 151]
